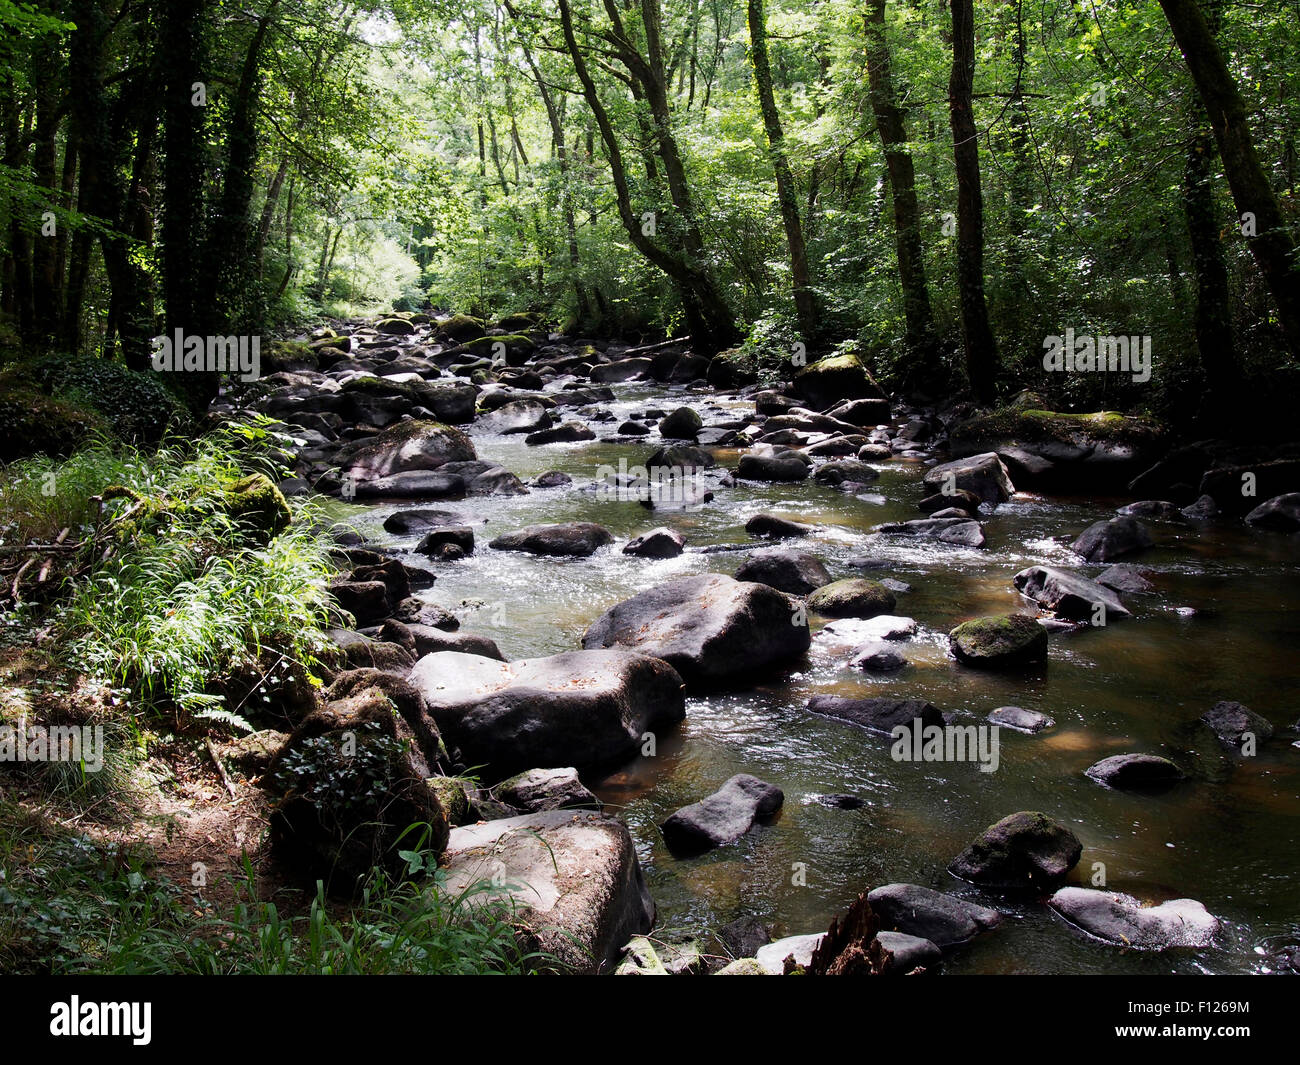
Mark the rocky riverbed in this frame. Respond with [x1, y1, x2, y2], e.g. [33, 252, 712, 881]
[224, 312, 1300, 974]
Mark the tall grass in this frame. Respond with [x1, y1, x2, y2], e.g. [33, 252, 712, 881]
[2, 417, 338, 724]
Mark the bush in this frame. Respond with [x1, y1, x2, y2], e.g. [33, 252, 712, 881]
[26, 357, 189, 444]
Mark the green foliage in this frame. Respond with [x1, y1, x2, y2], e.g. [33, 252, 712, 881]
[22, 421, 336, 720]
[274, 722, 409, 831]
[0, 809, 547, 975]
[13, 357, 189, 446]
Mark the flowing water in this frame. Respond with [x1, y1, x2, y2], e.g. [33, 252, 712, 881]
[337, 381, 1300, 974]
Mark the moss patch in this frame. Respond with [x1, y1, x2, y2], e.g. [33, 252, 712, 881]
[953, 407, 1163, 449]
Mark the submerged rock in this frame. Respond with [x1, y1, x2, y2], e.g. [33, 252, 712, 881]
[1085, 753, 1184, 789]
[581, 573, 810, 689]
[988, 706, 1055, 733]
[1200, 700, 1275, 748]
[1049, 887, 1218, 950]
[660, 774, 784, 856]
[806, 695, 944, 736]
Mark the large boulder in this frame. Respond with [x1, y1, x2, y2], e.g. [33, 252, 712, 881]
[1244, 492, 1300, 532]
[660, 774, 784, 856]
[807, 578, 896, 618]
[949, 614, 1048, 669]
[734, 549, 831, 595]
[438, 810, 655, 974]
[268, 669, 449, 892]
[336, 419, 476, 483]
[792, 353, 884, 410]
[923, 453, 1015, 504]
[1013, 565, 1131, 622]
[868, 884, 1002, 948]
[581, 573, 810, 689]
[949, 811, 1083, 891]
[489, 522, 613, 557]
[1049, 887, 1219, 950]
[951, 408, 1167, 492]
[1070, 516, 1154, 562]
[408, 650, 685, 777]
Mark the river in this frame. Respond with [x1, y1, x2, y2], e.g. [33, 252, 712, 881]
[335, 378, 1300, 974]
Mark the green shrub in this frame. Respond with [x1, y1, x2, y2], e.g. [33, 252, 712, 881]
[27, 356, 189, 444]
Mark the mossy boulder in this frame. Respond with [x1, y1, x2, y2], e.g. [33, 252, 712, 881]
[437, 314, 487, 342]
[264, 340, 321, 373]
[219, 473, 292, 542]
[459, 334, 535, 366]
[793, 353, 885, 410]
[336, 419, 477, 482]
[497, 312, 539, 331]
[950, 407, 1167, 490]
[949, 614, 1047, 669]
[807, 579, 896, 619]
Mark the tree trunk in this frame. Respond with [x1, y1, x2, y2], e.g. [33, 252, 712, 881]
[1158, 0, 1300, 355]
[748, 0, 816, 344]
[865, 0, 939, 376]
[558, 0, 736, 351]
[948, 0, 998, 403]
